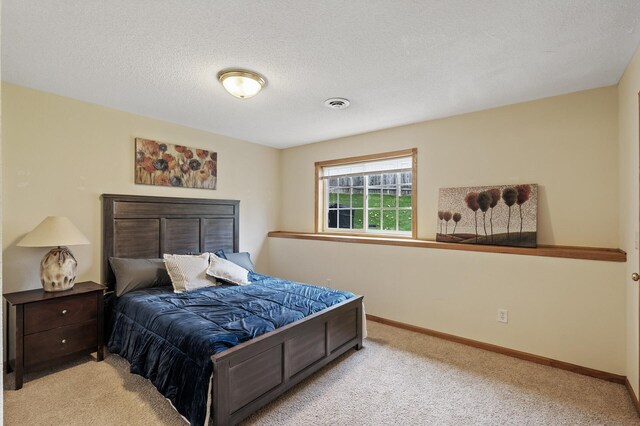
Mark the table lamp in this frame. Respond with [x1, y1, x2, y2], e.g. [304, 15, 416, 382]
[17, 216, 90, 292]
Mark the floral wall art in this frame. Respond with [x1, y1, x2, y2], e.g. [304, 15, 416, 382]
[436, 184, 537, 248]
[135, 138, 217, 189]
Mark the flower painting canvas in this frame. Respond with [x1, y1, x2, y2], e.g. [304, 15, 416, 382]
[135, 138, 217, 190]
[436, 184, 537, 248]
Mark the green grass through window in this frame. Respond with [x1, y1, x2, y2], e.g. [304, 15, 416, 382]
[328, 193, 411, 208]
[328, 193, 412, 232]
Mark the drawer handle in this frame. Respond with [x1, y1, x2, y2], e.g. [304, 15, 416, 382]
[61, 339, 66, 344]
[62, 309, 67, 315]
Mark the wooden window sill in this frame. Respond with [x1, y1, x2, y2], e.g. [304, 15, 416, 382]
[267, 231, 627, 262]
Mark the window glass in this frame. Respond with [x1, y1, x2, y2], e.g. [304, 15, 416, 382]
[321, 153, 415, 236]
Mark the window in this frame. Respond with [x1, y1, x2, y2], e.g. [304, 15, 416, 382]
[315, 149, 417, 238]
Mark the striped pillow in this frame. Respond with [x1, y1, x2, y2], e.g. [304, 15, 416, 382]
[163, 253, 216, 292]
[206, 253, 250, 285]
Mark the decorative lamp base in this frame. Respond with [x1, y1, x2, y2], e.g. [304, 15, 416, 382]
[40, 246, 78, 292]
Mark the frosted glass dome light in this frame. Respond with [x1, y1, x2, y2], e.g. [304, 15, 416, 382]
[218, 70, 266, 99]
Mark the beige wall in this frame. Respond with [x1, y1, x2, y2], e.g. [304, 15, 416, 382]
[281, 87, 619, 247]
[619, 45, 640, 397]
[2, 83, 281, 294]
[269, 238, 625, 373]
[0, 27, 4, 403]
[273, 87, 626, 374]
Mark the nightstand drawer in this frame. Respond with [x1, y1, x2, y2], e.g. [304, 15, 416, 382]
[24, 292, 97, 334]
[24, 320, 97, 368]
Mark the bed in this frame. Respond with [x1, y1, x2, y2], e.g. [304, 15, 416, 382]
[101, 194, 364, 426]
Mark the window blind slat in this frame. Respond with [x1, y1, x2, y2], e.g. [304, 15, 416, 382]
[321, 167, 412, 180]
[322, 156, 412, 178]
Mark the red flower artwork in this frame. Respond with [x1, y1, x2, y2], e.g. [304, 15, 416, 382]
[134, 138, 217, 190]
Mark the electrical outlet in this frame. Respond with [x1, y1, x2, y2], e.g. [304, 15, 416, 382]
[497, 309, 508, 323]
[326, 278, 332, 286]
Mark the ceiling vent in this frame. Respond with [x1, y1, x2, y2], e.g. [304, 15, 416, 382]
[323, 98, 350, 109]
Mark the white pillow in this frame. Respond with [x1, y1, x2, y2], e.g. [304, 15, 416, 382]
[163, 253, 216, 292]
[206, 253, 250, 285]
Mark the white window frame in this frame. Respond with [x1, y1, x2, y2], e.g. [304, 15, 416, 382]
[315, 149, 417, 238]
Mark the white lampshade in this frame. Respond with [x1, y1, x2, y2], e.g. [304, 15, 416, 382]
[218, 70, 266, 99]
[17, 216, 90, 248]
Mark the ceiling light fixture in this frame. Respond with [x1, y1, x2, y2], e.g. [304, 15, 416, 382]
[218, 69, 266, 99]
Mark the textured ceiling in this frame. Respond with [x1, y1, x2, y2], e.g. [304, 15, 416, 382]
[3, 1, 640, 148]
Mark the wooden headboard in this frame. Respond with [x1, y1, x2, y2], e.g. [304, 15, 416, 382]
[101, 194, 239, 291]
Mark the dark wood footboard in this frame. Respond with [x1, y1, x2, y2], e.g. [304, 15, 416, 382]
[211, 295, 364, 426]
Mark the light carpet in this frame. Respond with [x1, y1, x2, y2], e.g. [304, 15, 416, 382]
[4, 321, 639, 425]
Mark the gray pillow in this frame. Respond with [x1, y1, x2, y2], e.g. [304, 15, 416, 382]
[214, 250, 255, 272]
[109, 257, 172, 296]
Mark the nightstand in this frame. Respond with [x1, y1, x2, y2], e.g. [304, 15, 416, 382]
[4, 281, 105, 389]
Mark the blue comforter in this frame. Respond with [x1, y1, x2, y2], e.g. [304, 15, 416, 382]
[107, 273, 355, 425]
